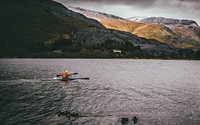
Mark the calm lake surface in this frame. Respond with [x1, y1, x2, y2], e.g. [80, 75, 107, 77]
[0, 59, 200, 125]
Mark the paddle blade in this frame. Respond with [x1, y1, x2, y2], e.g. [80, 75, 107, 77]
[75, 77, 89, 80]
[67, 77, 89, 80]
[82, 77, 89, 80]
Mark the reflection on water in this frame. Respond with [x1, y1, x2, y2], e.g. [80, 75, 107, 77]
[0, 59, 200, 125]
[61, 81, 70, 90]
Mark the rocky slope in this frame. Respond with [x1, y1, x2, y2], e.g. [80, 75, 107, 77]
[75, 27, 179, 57]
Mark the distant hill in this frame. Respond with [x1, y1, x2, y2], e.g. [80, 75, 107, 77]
[69, 7, 200, 50]
[129, 17, 200, 49]
[0, 0, 199, 59]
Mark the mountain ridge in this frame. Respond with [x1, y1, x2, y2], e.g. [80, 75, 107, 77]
[128, 16, 199, 26]
[67, 6, 125, 21]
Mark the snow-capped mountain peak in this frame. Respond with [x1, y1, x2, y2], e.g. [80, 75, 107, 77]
[128, 16, 199, 27]
[127, 16, 147, 22]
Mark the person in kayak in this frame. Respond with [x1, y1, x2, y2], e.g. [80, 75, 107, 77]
[61, 70, 71, 79]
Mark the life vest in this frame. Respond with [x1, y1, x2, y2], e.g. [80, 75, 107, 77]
[62, 73, 71, 78]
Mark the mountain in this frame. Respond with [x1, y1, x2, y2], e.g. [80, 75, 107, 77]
[128, 17, 200, 49]
[1, 0, 199, 59]
[69, 7, 200, 50]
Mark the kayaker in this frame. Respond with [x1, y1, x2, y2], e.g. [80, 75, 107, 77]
[60, 70, 71, 79]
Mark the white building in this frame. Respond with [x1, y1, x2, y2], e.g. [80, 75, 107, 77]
[113, 49, 121, 53]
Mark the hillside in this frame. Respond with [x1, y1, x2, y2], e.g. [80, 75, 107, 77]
[69, 7, 200, 50]
[0, 0, 104, 57]
[100, 20, 178, 45]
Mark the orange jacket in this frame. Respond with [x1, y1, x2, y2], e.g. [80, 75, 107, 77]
[61, 73, 71, 78]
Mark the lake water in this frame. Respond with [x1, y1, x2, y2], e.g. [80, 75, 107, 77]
[0, 59, 200, 125]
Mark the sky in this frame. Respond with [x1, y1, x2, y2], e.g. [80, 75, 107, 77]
[54, 0, 200, 25]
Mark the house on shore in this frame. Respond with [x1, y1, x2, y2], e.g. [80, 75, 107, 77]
[113, 49, 122, 53]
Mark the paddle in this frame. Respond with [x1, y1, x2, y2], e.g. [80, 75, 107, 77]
[56, 73, 78, 77]
[68, 77, 89, 80]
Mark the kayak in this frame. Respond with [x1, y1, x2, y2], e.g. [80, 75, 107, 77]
[53, 77, 89, 81]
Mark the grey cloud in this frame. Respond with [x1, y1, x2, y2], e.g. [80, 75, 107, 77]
[55, 0, 200, 4]
[178, 0, 200, 2]
[177, 0, 200, 10]
[54, 0, 200, 24]
[55, 0, 158, 6]
[55, 0, 200, 8]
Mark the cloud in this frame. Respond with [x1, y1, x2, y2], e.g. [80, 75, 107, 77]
[55, 0, 200, 9]
[177, 0, 200, 10]
[55, 0, 158, 7]
[178, 0, 200, 2]
[54, 0, 200, 24]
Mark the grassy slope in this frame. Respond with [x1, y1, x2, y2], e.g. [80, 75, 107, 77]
[101, 19, 178, 44]
[100, 19, 200, 49]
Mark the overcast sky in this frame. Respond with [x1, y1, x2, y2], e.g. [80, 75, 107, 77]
[54, 0, 200, 25]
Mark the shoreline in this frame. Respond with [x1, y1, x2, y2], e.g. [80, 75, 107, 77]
[0, 57, 199, 61]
